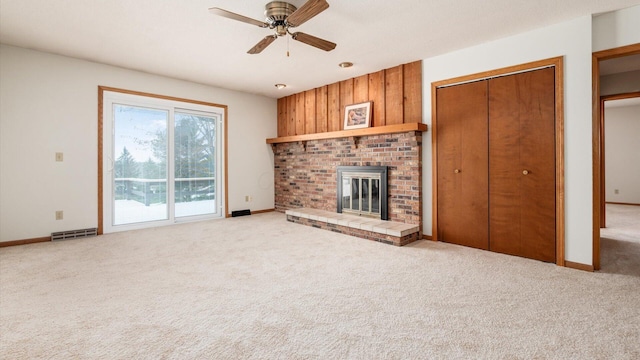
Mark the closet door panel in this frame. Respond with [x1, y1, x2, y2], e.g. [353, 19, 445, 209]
[489, 68, 556, 262]
[519, 68, 556, 261]
[437, 81, 489, 250]
[487, 86, 521, 255]
[436, 84, 462, 244]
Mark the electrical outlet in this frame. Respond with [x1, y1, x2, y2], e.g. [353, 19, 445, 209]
[245, 195, 252, 202]
[55, 152, 63, 162]
[614, 189, 619, 194]
[55, 210, 63, 220]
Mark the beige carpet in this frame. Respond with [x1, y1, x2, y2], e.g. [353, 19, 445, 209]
[1, 212, 639, 359]
[601, 204, 640, 243]
[601, 204, 640, 277]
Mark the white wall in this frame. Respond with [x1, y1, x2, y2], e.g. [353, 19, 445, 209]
[593, 4, 640, 52]
[605, 104, 640, 204]
[422, 16, 594, 264]
[0, 45, 276, 242]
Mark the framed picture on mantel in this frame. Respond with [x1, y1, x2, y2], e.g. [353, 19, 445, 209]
[344, 101, 372, 130]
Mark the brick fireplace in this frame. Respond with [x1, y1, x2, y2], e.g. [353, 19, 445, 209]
[273, 130, 423, 244]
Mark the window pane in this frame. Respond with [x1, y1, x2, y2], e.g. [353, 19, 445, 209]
[372, 179, 380, 214]
[362, 179, 370, 212]
[174, 112, 217, 218]
[351, 178, 360, 211]
[342, 177, 351, 210]
[113, 104, 168, 225]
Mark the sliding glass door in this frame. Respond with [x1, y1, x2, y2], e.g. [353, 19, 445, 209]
[174, 111, 218, 218]
[112, 104, 169, 225]
[102, 90, 224, 233]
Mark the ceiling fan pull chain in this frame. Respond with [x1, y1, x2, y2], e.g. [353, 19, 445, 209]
[287, 35, 290, 57]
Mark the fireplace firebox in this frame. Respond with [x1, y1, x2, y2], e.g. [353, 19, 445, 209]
[337, 166, 388, 220]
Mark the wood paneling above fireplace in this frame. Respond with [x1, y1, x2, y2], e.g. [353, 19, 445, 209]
[276, 61, 422, 137]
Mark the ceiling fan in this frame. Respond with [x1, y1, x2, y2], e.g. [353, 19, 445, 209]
[209, 0, 336, 54]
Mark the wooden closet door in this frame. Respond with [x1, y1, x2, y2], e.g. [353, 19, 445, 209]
[488, 67, 556, 262]
[436, 81, 489, 250]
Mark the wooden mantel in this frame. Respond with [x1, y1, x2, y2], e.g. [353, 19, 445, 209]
[266, 123, 428, 144]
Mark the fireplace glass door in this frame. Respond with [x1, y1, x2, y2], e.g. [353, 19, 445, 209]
[341, 174, 381, 218]
[337, 166, 388, 220]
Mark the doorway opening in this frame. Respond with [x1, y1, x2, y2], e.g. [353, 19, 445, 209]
[598, 94, 640, 275]
[592, 44, 640, 271]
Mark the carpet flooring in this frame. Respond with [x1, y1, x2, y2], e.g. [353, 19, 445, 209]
[1, 211, 639, 359]
[601, 204, 640, 277]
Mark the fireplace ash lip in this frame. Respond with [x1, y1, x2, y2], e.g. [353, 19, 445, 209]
[336, 165, 388, 221]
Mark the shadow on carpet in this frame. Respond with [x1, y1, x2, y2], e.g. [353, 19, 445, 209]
[600, 237, 640, 277]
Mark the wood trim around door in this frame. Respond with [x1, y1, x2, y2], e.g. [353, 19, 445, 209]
[599, 91, 640, 229]
[431, 56, 565, 266]
[592, 43, 640, 271]
[594, 91, 640, 229]
[97, 86, 229, 234]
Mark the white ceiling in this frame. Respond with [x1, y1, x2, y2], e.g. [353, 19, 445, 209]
[1, 0, 639, 98]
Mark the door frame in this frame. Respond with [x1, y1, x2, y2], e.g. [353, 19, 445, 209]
[592, 43, 640, 270]
[432, 56, 565, 266]
[600, 91, 640, 226]
[97, 86, 229, 235]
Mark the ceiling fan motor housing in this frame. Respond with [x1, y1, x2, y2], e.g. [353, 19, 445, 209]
[265, 1, 297, 35]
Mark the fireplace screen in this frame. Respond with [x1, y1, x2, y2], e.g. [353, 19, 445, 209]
[337, 166, 388, 220]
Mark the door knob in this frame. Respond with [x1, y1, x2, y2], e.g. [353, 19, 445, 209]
[454, 169, 461, 174]
[522, 170, 529, 175]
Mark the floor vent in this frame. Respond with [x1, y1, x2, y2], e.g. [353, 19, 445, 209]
[51, 228, 98, 241]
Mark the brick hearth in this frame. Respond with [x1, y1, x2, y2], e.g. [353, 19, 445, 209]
[286, 208, 420, 246]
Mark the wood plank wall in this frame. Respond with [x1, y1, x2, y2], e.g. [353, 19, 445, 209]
[276, 60, 422, 137]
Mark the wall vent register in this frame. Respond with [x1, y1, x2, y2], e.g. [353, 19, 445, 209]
[51, 228, 98, 241]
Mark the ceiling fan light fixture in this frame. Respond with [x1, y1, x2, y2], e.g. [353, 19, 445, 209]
[275, 83, 287, 89]
[339, 62, 353, 68]
[275, 24, 288, 36]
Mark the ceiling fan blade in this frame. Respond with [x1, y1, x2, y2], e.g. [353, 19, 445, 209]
[209, 7, 268, 28]
[285, 0, 329, 27]
[248, 35, 278, 54]
[291, 32, 336, 52]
